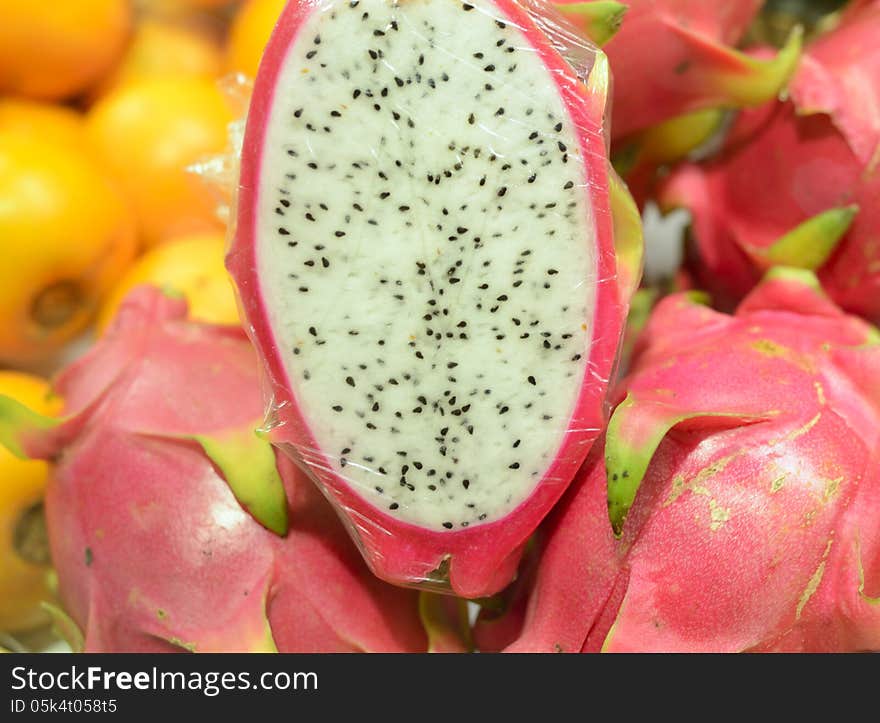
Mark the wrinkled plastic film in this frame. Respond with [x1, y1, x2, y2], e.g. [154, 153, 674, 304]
[203, 0, 637, 598]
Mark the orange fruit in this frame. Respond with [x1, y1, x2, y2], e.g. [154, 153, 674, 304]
[226, 0, 287, 78]
[94, 19, 222, 97]
[0, 0, 132, 100]
[0, 131, 138, 365]
[86, 77, 233, 247]
[0, 371, 62, 633]
[97, 232, 240, 331]
[0, 99, 86, 149]
[140, 0, 234, 11]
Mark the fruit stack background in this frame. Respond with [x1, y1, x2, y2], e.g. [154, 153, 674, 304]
[0, 0, 877, 653]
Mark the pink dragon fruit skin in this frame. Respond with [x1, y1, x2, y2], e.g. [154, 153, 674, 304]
[478, 270, 880, 652]
[555, 0, 802, 143]
[661, 0, 880, 320]
[228, 0, 637, 599]
[1, 288, 436, 652]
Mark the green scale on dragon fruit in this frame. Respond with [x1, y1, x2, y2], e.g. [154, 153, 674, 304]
[555, 0, 802, 204]
[0, 288, 469, 653]
[661, 0, 880, 321]
[475, 269, 880, 652]
[227, 0, 642, 598]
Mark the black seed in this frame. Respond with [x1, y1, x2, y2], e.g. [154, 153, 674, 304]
[294, 108, 303, 118]
[390, 503, 399, 510]
[484, 64, 495, 72]
[443, 522, 454, 529]
[345, 376, 355, 387]
[509, 462, 520, 469]
[528, 375, 536, 385]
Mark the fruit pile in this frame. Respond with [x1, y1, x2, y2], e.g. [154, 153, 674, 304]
[0, 0, 877, 653]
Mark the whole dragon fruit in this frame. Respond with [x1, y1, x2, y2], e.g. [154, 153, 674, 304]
[0, 288, 448, 652]
[477, 270, 880, 652]
[556, 0, 802, 143]
[661, 0, 880, 320]
[228, 0, 642, 598]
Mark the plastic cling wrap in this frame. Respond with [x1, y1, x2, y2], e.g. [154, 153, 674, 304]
[225, 0, 642, 598]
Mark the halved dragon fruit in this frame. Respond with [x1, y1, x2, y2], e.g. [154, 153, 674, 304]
[0, 288, 454, 652]
[477, 270, 880, 652]
[228, 0, 639, 597]
[660, 0, 880, 319]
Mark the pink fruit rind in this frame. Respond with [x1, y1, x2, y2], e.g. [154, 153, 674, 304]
[554, 0, 799, 142]
[488, 271, 880, 652]
[660, 1, 880, 319]
[790, 0, 880, 166]
[2, 287, 439, 652]
[228, 0, 626, 599]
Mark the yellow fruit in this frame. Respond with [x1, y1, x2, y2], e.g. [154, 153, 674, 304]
[86, 77, 233, 247]
[226, 0, 287, 78]
[97, 232, 240, 331]
[0, 99, 86, 149]
[0, 371, 62, 633]
[95, 19, 222, 97]
[0, 0, 132, 100]
[0, 131, 138, 365]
